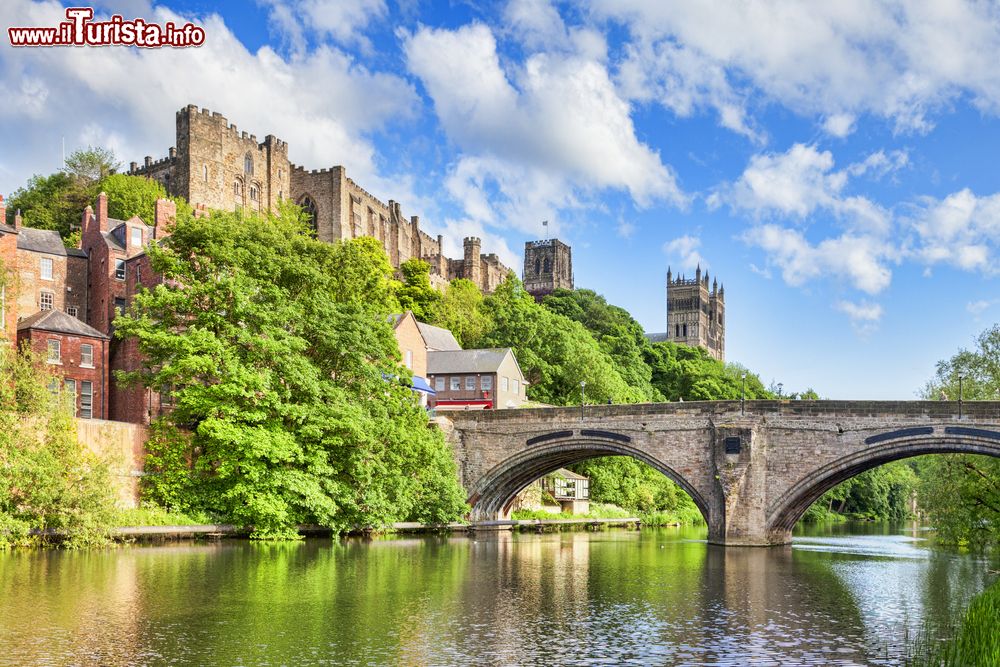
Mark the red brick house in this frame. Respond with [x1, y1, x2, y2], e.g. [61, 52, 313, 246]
[16, 309, 110, 419]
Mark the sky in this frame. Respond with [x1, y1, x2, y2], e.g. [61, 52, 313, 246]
[3, 0, 1000, 399]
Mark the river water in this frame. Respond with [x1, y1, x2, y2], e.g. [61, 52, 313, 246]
[0, 523, 994, 666]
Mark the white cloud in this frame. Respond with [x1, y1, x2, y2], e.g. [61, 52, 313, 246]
[261, 0, 387, 53]
[742, 224, 893, 295]
[909, 188, 1000, 272]
[591, 0, 1000, 136]
[0, 1, 415, 201]
[662, 234, 705, 271]
[835, 299, 884, 334]
[967, 299, 996, 317]
[403, 23, 685, 233]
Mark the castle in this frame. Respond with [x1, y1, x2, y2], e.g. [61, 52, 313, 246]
[646, 265, 726, 361]
[522, 238, 573, 299]
[127, 105, 510, 292]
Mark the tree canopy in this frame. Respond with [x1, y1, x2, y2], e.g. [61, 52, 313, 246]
[115, 204, 466, 538]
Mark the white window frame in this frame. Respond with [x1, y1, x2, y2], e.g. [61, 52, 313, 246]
[80, 381, 93, 419]
[481, 375, 493, 391]
[67, 305, 78, 318]
[80, 344, 94, 368]
[404, 350, 413, 369]
[450, 376, 461, 391]
[513, 379, 520, 395]
[130, 226, 142, 249]
[465, 376, 476, 391]
[47, 339, 61, 364]
[40, 291, 54, 311]
[115, 259, 126, 281]
[434, 376, 444, 392]
[502, 376, 509, 392]
[40, 257, 53, 281]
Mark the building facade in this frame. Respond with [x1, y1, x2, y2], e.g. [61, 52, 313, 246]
[427, 348, 528, 410]
[523, 238, 573, 299]
[128, 105, 510, 293]
[648, 265, 725, 361]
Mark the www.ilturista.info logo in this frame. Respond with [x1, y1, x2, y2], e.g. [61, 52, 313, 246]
[8, 7, 205, 48]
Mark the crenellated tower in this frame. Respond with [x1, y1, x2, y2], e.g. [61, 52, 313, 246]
[523, 237, 573, 299]
[665, 264, 725, 360]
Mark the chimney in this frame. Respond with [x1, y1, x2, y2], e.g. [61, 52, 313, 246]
[13, 209, 22, 230]
[153, 198, 176, 239]
[96, 192, 109, 232]
[81, 204, 93, 236]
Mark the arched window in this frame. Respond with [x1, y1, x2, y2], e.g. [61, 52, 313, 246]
[250, 185, 258, 202]
[543, 257, 551, 274]
[534, 257, 541, 275]
[203, 164, 208, 182]
[299, 195, 318, 236]
[244, 153, 253, 176]
[233, 180, 242, 196]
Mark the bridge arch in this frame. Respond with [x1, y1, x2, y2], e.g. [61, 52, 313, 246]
[467, 436, 710, 523]
[768, 432, 1000, 538]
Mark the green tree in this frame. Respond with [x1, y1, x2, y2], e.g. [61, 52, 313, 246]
[0, 347, 117, 547]
[395, 258, 441, 322]
[115, 204, 466, 538]
[430, 278, 493, 349]
[98, 173, 170, 223]
[63, 146, 120, 183]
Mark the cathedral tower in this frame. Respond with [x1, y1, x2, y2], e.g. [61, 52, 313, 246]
[665, 265, 725, 360]
[523, 236, 573, 299]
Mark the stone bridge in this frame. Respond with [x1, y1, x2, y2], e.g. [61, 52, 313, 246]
[440, 400, 1000, 546]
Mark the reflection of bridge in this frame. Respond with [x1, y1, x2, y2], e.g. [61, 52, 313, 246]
[441, 401, 1000, 546]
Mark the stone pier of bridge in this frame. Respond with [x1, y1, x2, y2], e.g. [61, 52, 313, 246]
[439, 400, 1000, 546]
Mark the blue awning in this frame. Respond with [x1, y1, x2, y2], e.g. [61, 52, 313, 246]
[411, 375, 436, 395]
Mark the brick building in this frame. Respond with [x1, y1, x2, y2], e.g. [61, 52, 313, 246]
[16, 309, 110, 419]
[427, 348, 528, 410]
[128, 105, 511, 293]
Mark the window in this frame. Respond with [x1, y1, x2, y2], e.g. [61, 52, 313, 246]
[581, 479, 589, 499]
[114, 297, 126, 316]
[131, 227, 142, 249]
[404, 350, 413, 369]
[80, 381, 93, 419]
[47, 339, 61, 364]
[675, 323, 680, 337]
[299, 196, 318, 236]
[203, 164, 209, 182]
[502, 376, 509, 391]
[40, 257, 53, 280]
[250, 185, 258, 201]
[233, 180, 242, 196]
[80, 344, 94, 368]
[40, 291, 54, 310]
[67, 306, 78, 318]
[481, 376, 492, 391]
[244, 153, 253, 175]
[683, 323, 688, 337]
[465, 376, 476, 391]
[115, 259, 126, 280]
[159, 384, 174, 408]
[534, 258, 541, 275]
[278, 168, 283, 180]
[543, 257, 551, 273]
[513, 379, 520, 395]
[450, 376, 461, 391]
[64, 379, 76, 417]
[434, 376, 445, 392]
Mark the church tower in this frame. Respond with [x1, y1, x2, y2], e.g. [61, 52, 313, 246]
[523, 232, 573, 299]
[665, 265, 725, 360]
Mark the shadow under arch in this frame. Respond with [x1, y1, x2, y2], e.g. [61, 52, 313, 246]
[768, 434, 1000, 536]
[468, 436, 710, 522]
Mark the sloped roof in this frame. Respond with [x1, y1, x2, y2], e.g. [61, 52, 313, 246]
[417, 322, 462, 351]
[644, 332, 670, 343]
[0, 222, 16, 234]
[428, 348, 515, 375]
[16, 227, 68, 255]
[17, 309, 108, 339]
[551, 468, 588, 480]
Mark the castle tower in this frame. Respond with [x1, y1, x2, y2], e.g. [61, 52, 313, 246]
[523, 237, 573, 299]
[666, 265, 725, 360]
[463, 237, 482, 288]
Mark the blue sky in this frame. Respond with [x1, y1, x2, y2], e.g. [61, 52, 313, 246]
[4, 0, 1000, 398]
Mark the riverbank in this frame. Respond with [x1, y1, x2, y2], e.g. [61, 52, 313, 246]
[908, 576, 1000, 665]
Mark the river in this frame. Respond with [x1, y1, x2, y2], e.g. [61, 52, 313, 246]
[0, 523, 994, 666]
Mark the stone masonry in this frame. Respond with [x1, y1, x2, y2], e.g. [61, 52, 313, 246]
[129, 105, 510, 293]
[442, 400, 1000, 545]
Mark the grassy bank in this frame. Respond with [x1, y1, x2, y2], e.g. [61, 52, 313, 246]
[908, 577, 1000, 665]
[511, 503, 704, 526]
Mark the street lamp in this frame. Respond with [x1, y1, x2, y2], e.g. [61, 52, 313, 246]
[741, 372, 747, 415]
[959, 373, 965, 419]
[777, 383, 783, 399]
[580, 380, 587, 421]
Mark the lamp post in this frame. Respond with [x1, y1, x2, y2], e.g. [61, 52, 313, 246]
[580, 380, 586, 421]
[741, 373, 747, 415]
[959, 374, 965, 419]
[777, 383, 783, 399]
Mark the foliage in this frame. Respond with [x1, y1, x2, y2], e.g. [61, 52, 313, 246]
[395, 259, 441, 322]
[647, 345, 773, 401]
[98, 173, 169, 223]
[909, 578, 1000, 666]
[805, 461, 917, 523]
[6, 171, 88, 241]
[63, 146, 120, 183]
[0, 347, 117, 548]
[570, 456, 703, 517]
[115, 204, 466, 538]
[114, 503, 209, 527]
[430, 278, 493, 349]
[476, 275, 642, 405]
[915, 324, 1000, 546]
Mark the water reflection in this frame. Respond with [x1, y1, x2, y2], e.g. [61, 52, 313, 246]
[0, 525, 994, 666]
